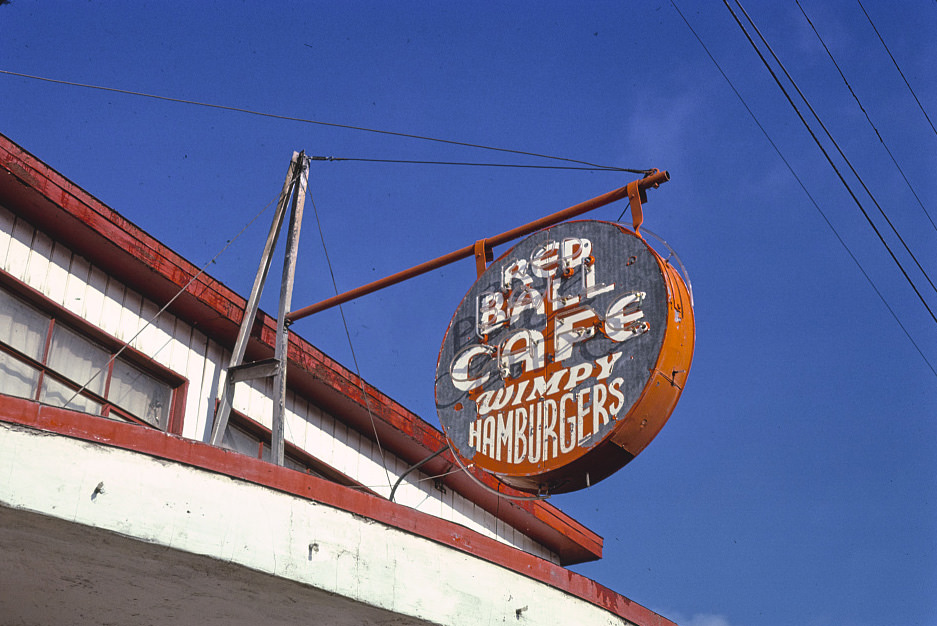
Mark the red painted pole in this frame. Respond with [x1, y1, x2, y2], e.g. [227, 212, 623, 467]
[286, 170, 669, 322]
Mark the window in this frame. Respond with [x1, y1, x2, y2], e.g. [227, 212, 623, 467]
[222, 418, 311, 472]
[220, 410, 366, 489]
[0, 283, 183, 431]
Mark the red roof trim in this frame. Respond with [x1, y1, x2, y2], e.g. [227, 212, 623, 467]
[0, 131, 601, 565]
[0, 398, 673, 626]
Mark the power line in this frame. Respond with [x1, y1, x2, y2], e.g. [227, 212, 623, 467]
[725, 0, 937, 326]
[307, 185, 394, 493]
[795, 0, 937, 235]
[0, 68, 633, 172]
[307, 155, 649, 173]
[856, 0, 937, 139]
[733, 0, 937, 300]
[670, 0, 936, 378]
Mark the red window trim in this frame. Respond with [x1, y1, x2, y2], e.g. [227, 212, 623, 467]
[0, 267, 188, 434]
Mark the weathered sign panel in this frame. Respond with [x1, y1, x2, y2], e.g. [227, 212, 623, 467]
[436, 220, 694, 493]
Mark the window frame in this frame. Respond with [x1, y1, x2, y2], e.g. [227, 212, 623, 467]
[220, 405, 374, 493]
[0, 270, 187, 434]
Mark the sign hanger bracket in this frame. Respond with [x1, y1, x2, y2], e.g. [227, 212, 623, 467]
[474, 238, 493, 278]
[626, 169, 656, 238]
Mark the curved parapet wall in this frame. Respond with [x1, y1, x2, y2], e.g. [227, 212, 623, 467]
[0, 405, 674, 626]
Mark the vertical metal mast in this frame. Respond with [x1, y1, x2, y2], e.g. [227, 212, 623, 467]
[209, 151, 308, 467]
[270, 153, 307, 465]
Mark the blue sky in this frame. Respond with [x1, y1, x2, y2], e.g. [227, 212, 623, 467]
[2, 2, 935, 625]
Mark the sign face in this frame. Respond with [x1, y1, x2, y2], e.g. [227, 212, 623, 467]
[435, 220, 694, 494]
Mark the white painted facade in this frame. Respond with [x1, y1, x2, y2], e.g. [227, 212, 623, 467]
[0, 201, 558, 562]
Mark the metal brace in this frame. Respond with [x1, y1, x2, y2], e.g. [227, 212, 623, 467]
[626, 179, 647, 238]
[474, 238, 493, 278]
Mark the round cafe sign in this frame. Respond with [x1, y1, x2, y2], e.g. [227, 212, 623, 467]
[435, 220, 695, 494]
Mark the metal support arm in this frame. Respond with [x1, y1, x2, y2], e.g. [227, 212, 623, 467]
[285, 169, 669, 322]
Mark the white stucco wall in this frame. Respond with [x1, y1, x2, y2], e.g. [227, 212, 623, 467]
[0, 422, 632, 626]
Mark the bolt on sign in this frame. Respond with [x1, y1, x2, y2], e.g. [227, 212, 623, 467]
[435, 220, 695, 494]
